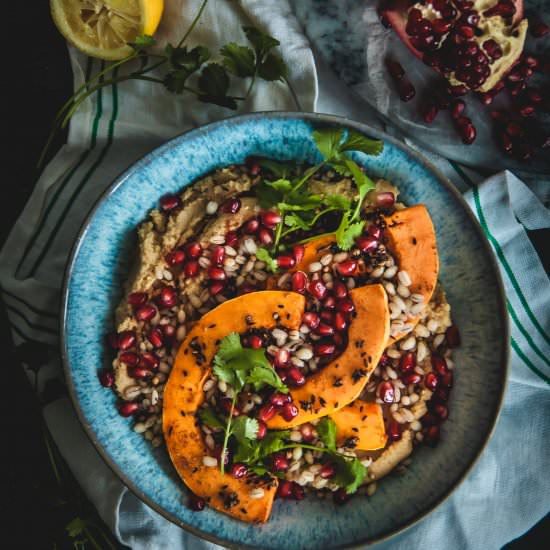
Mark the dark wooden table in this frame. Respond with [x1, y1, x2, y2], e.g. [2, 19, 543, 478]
[3, 3, 548, 548]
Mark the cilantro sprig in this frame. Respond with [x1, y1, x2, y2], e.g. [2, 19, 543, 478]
[254, 127, 383, 267]
[40, 0, 292, 167]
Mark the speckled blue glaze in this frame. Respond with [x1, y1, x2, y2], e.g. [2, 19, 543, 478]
[62, 113, 508, 550]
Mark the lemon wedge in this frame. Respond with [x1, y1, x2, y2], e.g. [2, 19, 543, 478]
[51, 0, 164, 60]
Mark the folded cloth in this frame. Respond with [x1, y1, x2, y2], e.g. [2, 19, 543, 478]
[3, 1, 550, 549]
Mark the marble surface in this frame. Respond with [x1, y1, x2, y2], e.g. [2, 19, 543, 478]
[291, 0, 550, 177]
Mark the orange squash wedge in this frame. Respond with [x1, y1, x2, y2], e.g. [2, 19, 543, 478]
[266, 284, 389, 429]
[330, 400, 387, 451]
[163, 290, 305, 523]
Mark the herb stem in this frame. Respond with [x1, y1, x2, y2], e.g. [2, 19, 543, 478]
[294, 231, 335, 245]
[220, 393, 237, 475]
[178, 0, 209, 47]
[283, 76, 303, 111]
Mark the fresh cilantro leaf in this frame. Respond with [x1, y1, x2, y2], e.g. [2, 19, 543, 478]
[284, 212, 311, 230]
[335, 213, 365, 251]
[257, 430, 291, 457]
[256, 247, 279, 273]
[232, 416, 259, 443]
[258, 53, 287, 81]
[216, 332, 243, 361]
[316, 417, 337, 452]
[233, 438, 258, 463]
[130, 34, 156, 51]
[163, 70, 190, 94]
[341, 159, 376, 221]
[220, 43, 256, 77]
[333, 455, 367, 494]
[325, 193, 351, 210]
[198, 64, 237, 109]
[267, 178, 293, 193]
[248, 365, 288, 393]
[164, 46, 211, 94]
[340, 130, 384, 156]
[243, 26, 280, 60]
[313, 128, 344, 160]
[213, 361, 236, 387]
[258, 159, 290, 178]
[250, 464, 269, 476]
[199, 408, 225, 430]
[256, 181, 283, 209]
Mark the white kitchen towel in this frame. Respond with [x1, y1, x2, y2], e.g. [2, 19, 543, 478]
[3, 1, 550, 549]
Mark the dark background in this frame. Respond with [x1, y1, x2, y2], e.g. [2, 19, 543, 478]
[3, 3, 548, 548]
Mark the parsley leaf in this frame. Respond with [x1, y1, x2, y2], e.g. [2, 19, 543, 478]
[199, 408, 225, 430]
[313, 128, 345, 160]
[267, 178, 293, 193]
[231, 416, 259, 444]
[198, 63, 237, 109]
[284, 212, 311, 231]
[333, 455, 367, 494]
[340, 130, 384, 156]
[248, 364, 288, 393]
[316, 417, 337, 452]
[243, 26, 280, 60]
[216, 332, 242, 361]
[335, 212, 365, 251]
[130, 34, 157, 51]
[325, 193, 351, 210]
[256, 181, 283, 209]
[220, 43, 256, 77]
[258, 53, 288, 81]
[258, 159, 290, 178]
[256, 247, 279, 273]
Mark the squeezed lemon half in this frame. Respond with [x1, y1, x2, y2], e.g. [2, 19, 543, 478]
[50, 0, 164, 60]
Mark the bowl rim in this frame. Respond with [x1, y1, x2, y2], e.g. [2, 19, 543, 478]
[60, 111, 510, 549]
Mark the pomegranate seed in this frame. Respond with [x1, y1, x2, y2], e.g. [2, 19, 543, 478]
[378, 381, 395, 403]
[135, 303, 156, 321]
[356, 235, 379, 253]
[424, 425, 441, 446]
[451, 100, 466, 120]
[231, 463, 248, 479]
[422, 412, 439, 426]
[243, 217, 260, 234]
[478, 91, 496, 106]
[510, 81, 526, 97]
[140, 352, 159, 370]
[291, 271, 308, 293]
[292, 483, 305, 500]
[432, 18, 452, 34]
[431, 355, 448, 376]
[292, 244, 305, 265]
[159, 286, 177, 308]
[408, 8, 422, 23]
[159, 193, 180, 211]
[397, 79, 416, 102]
[434, 387, 450, 403]
[274, 349, 290, 368]
[261, 210, 282, 228]
[320, 463, 336, 479]
[461, 10, 480, 26]
[531, 19, 549, 38]
[434, 403, 449, 420]
[455, 116, 477, 144]
[446, 325, 461, 348]
[277, 480, 293, 498]
[457, 24, 474, 38]
[499, 133, 514, 154]
[271, 453, 289, 471]
[524, 55, 540, 70]
[440, 4, 457, 19]
[483, 39, 503, 61]
[221, 198, 241, 214]
[386, 60, 405, 80]
[213, 445, 231, 466]
[128, 366, 152, 379]
[127, 292, 147, 306]
[506, 121, 523, 137]
[441, 371, 454, 388]
[209, 281, 225, 296]
[333, 281, 348, 299]
[280, 402, 299, 421]
[337, 298, 355, 314]
[333, 488, 351, 505]
[258, 404, 276, 422]
[374, 191, 395, 207]
[526, 88, 542, 104]
[184, 260, 200, 278]
[258, 227, 274, 245]
[277, 255, 295, 269]
[402, 373, 422, 385]
[447, 84, 468, 97]
[323, 296, 336, 310]
[188, 494, 206, 511]
[245, 156, 262, 175]
[119, 351, 140, 366]
[320, 310, 334, 323]
[334, 313, 347, 332]
[388, 420, 402, 441]
[519, 105, 535, 118]
[422, 102, 439, 124]
[287, 367, 306, 386]
[118, 402, 139, 417]
[424, 372, 439, 391]
[98, 369, 114, 387]
[161, 324, 176, 340]
[256, 421, 267, 439]
[314, 343, 336, 357]
[336, 260, 357, 277]
[303, 311, 320, 329]
[208, 266, 226, 281]
[399, 352, 416, 373]
[225, 231, 238, 247]
[483, 1, 516, 18]
[184, 242, 202, 259]
[148, 327, 164, 348]
[165, 249, 185, 267]
[117, 330, 136, 350]
[211, 245, 225, 266]
[316, 323, 335, 337]
[248, 335, 263, 349]
[220, 397, 240, 417]
[378, 353, 390, 367]
[270, 392, 291, 407]
[308, 280, 328, 300]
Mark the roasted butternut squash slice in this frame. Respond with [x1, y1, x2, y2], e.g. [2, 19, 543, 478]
[163, 291, 305, 523]
[330, 400, 387, 451]
[384, 205, 438, 343]
[267, 284, 389, 429]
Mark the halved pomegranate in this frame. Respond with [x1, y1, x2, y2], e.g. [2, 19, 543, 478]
[382, 0, 528, 93]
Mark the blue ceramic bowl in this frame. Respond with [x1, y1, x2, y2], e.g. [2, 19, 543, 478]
[61, 113, 508, 549]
